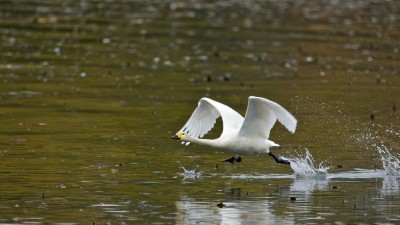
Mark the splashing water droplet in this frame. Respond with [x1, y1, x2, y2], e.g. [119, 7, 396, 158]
[179, 163, 202, 180]
[282, 149, 329, 177]
[374, 144, 400, 176]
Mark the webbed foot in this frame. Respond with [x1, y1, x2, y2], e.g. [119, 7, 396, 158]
[223, 156, 242, 164]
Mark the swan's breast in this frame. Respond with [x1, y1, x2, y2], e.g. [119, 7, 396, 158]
[222, 136, 269, 155]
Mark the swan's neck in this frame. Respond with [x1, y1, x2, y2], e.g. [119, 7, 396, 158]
[187, 136, 221, 148]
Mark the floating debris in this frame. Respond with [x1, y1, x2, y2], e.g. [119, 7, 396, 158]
[370, 113, 375, 120]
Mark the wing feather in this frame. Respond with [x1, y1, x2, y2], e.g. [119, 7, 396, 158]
[239, 96, 297, 139]
[177, 97, 244, 141]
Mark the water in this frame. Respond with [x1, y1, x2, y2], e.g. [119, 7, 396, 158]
[375, 144, 400, 176]
[178, 163, 202, 180]
[284, 149, 329, 177]
[1, 0, 400, 224]
[353, 123, 400, 176]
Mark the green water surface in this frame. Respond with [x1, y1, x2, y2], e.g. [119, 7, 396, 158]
[0, 1, 399, 224]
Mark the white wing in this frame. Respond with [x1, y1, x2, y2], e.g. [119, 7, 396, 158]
[239, 96, 297, 139]
[178, 97, 244, 140]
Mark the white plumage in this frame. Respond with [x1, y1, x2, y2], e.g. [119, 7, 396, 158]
[172, 96, 297, 162]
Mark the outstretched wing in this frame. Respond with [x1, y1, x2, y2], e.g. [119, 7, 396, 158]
[238, 96, 297, 140]
[178, 97, 244, 140]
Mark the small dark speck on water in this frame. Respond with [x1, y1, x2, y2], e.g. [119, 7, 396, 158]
[212, 46, 220, 58]
[370, 113, 375, 120]
[223, 74, 230, 81]
[290, 197, 296, 202]
[217, 202, 225, 208]
[333, 186, 338, 189]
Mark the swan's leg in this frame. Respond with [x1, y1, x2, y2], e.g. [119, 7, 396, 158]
[223, 156, 242, 164]
[269, 152, 290, 165]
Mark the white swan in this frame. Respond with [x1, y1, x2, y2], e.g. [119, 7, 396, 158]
[171, 96, 297, 165]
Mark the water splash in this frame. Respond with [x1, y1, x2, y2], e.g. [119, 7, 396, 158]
[374, 144, 400, 176]
[283, 149, 328, 177]
[352, 123, 400, 176]
[179, 163, 202, 180]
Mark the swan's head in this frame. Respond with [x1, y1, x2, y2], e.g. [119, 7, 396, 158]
[171, 132, 190, 141]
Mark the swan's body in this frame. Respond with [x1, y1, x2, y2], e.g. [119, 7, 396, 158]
[172, 96, 297, 164]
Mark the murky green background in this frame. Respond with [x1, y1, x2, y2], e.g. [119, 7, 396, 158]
[0, 0, 399, 224]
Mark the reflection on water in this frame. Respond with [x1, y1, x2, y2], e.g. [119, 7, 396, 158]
[228, 169, 399, 192]
[176, 196, 294, 225]
[381, 176, 400, 196]
[176, 169, 400, 224]
[188, 168, 400, 224]
[290, 176, 328, 195]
